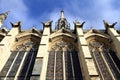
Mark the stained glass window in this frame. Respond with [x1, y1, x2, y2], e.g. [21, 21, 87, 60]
[89, 41, 120, 80]
[0, 51, 18, 77]
[46, 41, 83, 80]
[0, 41, 39, 80]
[55, 51, 63, 80]
[65, 51, 73, 79]
[46, 51, 55, 80]
[7, 51, 25, 77]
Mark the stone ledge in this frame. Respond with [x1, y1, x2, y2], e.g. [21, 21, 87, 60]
[40, 44, 46, 45]
[0, 44, 4, 46]
[81, 44, 88, 46]
[42, 34, 48, 36]
[6, 34, 12, 36]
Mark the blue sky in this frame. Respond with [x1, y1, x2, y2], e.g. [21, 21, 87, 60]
[0, 0, 120, 30]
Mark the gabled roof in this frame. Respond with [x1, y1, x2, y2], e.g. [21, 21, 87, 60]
[85, 29, 110, 39]
[16, 28, 42, 40]
[50, 28, 76, 39]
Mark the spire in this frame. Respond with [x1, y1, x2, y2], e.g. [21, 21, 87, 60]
[60, 10, 65, 19]
[55, 10, 70, 30]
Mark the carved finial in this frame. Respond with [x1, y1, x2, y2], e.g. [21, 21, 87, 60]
[74, 20, 85, 28]
[42, 20, 53, 27]
[103, 20, 117, 28]
[10, 21, 21, 32]
[61, 10, 65, 19]
[10, 21, 21, 28]
[111, 22, 117, 27]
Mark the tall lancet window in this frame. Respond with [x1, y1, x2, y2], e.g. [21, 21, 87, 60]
[0, 41, 39, 80]
[89, 41, 120, 80]
[46, 41, 83, 80]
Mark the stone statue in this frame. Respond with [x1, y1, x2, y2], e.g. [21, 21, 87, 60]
[0, 11, 9, 24]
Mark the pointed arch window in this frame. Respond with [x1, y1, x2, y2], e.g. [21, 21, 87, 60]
[89, 41, 120, 80]
[0, 41, 39, 80]
[46, 41, 83, 80]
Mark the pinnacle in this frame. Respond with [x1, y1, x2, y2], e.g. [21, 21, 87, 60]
[60, 10, 65, 19]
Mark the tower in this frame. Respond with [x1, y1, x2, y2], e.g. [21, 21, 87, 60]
[55, 10, 70, 30]
[0, 11, 120, 80]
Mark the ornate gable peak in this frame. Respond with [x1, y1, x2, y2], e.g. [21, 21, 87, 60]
[16, 29, 41, 40]
[58, 28, 69, 33]
[88, 28, 98, 33]
[55, 28, 74, 35]
[85, 29, 110, 39]
[50, 28, 76, 39]
[31, 27, 42, 35]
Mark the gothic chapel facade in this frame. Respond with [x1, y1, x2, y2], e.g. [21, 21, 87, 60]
[0, 11, 120, 80]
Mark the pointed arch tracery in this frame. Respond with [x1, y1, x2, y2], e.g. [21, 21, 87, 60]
[87, 34, 120, 80]
[0, 40, 40, 80]
[46, 41, 83, 80]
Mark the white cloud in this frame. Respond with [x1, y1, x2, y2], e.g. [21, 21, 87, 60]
[49, 9, 82, 30]
[49, 0, 120, 29]
[0, 0, 41, 30]
[0, 0, 120, 30]
[93, 0, 120, 29]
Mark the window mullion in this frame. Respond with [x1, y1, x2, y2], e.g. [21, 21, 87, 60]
[63, 51, 66, 80]
[24, 50, 35, 80]
[54, 51, 56, 80]
[4, 51, 20, 80]
[70, 51, 75, 80]
[14, 51, 28, 80]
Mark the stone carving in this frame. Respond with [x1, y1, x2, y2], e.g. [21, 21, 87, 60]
[16, 41, 37, 51]
[90, 41, 108, 53]
[0, 11, 9, 23]
[51, 41, 74, 51]
[42, 20, 53, 27]
[74, 20, 85, 28]
[89, 41, 120, 80]
[10, 21, 21, 28]
[55, 10, 70, 30]
[103, 20, 117, 28]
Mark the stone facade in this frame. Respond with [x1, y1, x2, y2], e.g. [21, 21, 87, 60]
[0, 11, 120, 80]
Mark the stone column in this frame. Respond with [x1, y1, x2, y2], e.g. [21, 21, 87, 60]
[74, 21, 100, 80]
[37, 21, 52, 80]
[0, 21, 21, 72]
[103, 21, 120, 59]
